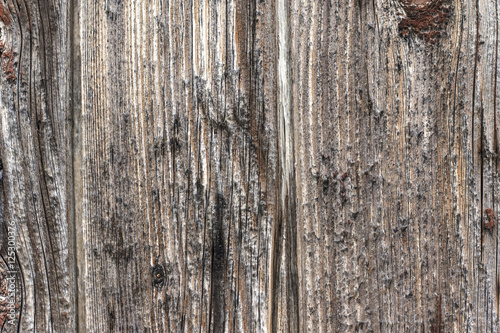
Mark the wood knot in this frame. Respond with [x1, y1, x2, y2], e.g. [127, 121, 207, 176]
[152, 264, 165, 287]
[485, 208, 496, 230]
[398, 0, 452, 42]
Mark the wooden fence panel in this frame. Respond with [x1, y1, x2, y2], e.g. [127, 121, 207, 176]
[0, 0, 499, 332]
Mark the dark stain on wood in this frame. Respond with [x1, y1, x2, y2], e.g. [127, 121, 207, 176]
[432, 294, 442, 333]
[108, 304, 116, 331]
[170, 115, 181, 152]
[210, 193, 227, 332]
[496, 276, 500, 316]
[398, 0, 452, 42]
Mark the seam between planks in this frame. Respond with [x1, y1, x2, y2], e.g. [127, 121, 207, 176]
[69, 0, 83, 330]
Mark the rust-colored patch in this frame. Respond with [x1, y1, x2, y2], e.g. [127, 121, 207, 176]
[0, 3, 10, 25]
[398, 0, 452, 42]
[0, 46, 15, 81]
[342, 172, 349, 181]
[485, 208, 496, 230]
[0, 2, 15, 82]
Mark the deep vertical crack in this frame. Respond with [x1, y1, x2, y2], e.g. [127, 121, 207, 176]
[69, 0, 82, 330]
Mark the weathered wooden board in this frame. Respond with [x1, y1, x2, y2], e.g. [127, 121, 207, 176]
[0, 0, 77, 331]
[80, 0, 278, 331]
[289, 0, 499, 331]
[0, 0, 498, 331]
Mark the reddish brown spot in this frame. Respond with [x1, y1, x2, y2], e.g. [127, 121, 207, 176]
[0, 47, 15, 81]
[398, 0, 452, 42]
[485, 208, 496, 230]
[0, 2, 15, 81]
[0, 3, 10, 25]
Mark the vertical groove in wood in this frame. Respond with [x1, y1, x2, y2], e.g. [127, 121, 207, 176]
[70, 0, 83, 329]
[272, 0, 299, 330]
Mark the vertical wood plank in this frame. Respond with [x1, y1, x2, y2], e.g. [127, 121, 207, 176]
[81, 0, 278, 331]
[0, 0, 76, 331]
[290, 0, 500, 331]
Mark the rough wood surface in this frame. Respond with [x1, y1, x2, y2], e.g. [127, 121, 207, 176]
[288, 0, 500, 330]
[0, 0, 499, 331]
[0, 0, 76, 331]
[80, 0, 278, 331]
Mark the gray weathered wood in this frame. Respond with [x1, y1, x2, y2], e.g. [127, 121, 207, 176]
[80, 0, 277, 331]
[0, 0, 77, 331]
[0, 0, 499, 331]
[289, 0, 499, 330]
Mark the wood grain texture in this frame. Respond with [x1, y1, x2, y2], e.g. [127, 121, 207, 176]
[80, 0, 277, 331]
[0, 0, 76, 331]
[290, 0, 500, 331]
[0, 0, 497, 331]
[80, 0, 500, 331]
